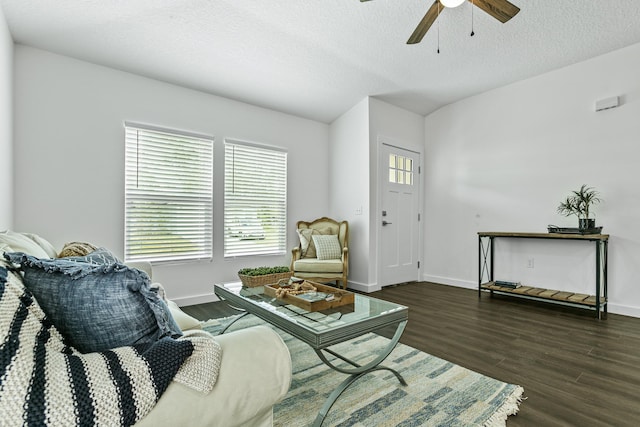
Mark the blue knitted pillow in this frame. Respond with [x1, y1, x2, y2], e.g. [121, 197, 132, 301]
[4, 251, 182, 353]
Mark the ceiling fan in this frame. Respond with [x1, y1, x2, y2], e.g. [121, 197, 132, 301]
[361, 0, 520, 45]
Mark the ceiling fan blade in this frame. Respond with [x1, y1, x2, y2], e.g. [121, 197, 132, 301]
[407, 0, 442, 45]
[471, 0, 520, 23]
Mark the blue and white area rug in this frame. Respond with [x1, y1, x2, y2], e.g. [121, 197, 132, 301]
[203, 316, 524, 427]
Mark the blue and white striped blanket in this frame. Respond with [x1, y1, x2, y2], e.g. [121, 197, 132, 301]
[0, 264, 220, 426]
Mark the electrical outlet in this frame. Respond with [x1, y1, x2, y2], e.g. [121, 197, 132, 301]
[527, 258, 534, 268]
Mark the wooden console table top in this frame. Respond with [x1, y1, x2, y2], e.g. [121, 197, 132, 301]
[478, 231, 609, 241]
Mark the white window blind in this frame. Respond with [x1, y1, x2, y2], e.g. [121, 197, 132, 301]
[224, 140, 287, 257]
[125, 123, 213, 263]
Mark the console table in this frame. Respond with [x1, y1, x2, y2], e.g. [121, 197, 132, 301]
[478, 232, 609, 319]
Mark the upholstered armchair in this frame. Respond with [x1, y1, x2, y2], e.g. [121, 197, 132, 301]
[290, 217, 349, 289]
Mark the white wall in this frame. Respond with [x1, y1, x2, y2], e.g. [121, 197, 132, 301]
[328, 97, 424, 292]
[369, 98, 425, 291]
[0, 7, 12, 229]
[13, 36, 639, 315]
[423, 41, 640, 317]
[329, 98, 369, 287]
[13, 45, 330, 305]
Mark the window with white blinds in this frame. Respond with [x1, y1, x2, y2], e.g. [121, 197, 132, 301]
[124, 123, 213, 263]
[224, 140, 287, 257]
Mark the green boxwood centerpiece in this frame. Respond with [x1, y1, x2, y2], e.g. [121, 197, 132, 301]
[237, 266, 292, 287]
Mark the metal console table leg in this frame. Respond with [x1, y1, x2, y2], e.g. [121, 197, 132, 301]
[478, 235, 493, 297]
[311, 320, 408, 427]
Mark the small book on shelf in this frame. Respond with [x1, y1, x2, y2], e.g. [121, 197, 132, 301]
[494, 280, 522, 289]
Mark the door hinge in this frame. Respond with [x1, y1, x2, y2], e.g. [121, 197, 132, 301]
[418, 166, 421, 174]
[418, 213, 420, 221]
[417, 261, 420, 269]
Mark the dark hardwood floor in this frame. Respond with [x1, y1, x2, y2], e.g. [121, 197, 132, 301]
[183, 282, 640, 426]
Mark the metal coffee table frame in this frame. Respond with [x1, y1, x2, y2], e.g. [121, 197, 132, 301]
[214, 283, 408, 426]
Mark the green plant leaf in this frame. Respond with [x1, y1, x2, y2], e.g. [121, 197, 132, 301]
[557, 185, 602, 219]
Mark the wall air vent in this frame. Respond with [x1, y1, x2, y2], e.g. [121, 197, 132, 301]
[595, 96, 619, 112]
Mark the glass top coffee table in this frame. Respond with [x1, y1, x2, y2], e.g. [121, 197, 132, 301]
[214, 282, 408, 426]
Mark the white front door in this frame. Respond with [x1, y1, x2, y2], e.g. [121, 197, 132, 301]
[379, 143, 421, 287]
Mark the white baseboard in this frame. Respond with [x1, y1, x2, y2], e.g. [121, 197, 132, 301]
[422, 274, 476, 290]
[607, 303, 640, 318]
[171, 276, 640, 319]
[172, 293, 220, 307]
[172, 280, 381, 306]
[347, 281, 381, 293]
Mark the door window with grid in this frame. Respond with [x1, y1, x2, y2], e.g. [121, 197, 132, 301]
[388, 153, 414, 185]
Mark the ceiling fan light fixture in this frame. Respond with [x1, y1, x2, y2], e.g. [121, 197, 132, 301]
[440, 0, 465, 8]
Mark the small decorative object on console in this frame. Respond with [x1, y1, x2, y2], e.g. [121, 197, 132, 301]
[548, 225, 603, 235]
[494, 280, 522, 289]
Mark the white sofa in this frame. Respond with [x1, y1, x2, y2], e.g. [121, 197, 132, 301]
[0, 230, 292, 427]
[131, 261, 292, 427]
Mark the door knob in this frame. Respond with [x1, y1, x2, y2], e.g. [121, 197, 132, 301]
[382, 220, 392, 226]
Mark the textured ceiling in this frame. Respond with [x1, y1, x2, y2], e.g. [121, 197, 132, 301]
[2, 0, 640, 123]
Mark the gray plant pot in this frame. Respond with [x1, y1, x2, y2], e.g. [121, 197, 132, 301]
[579, 218, 596, 230]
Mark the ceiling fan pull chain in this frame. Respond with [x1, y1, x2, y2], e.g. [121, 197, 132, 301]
[470, 0, 475, 36]
[437, 1, 441, 53]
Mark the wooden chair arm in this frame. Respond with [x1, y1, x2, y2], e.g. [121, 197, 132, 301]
[342, 247, 349, 277]
[291, 247, 301, 271]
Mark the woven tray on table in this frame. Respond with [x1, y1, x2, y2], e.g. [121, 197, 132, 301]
[238, 272, 293, 288]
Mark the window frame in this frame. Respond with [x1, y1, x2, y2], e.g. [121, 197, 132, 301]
[223, 139, 288, 258]
[124, 122, 214, 264]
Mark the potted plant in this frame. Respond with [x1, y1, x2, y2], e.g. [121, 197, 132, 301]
[557, 184, 602, 230]
[237, 266, 292, 288]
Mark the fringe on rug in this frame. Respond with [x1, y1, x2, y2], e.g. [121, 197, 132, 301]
[483, 386, 525, 427]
